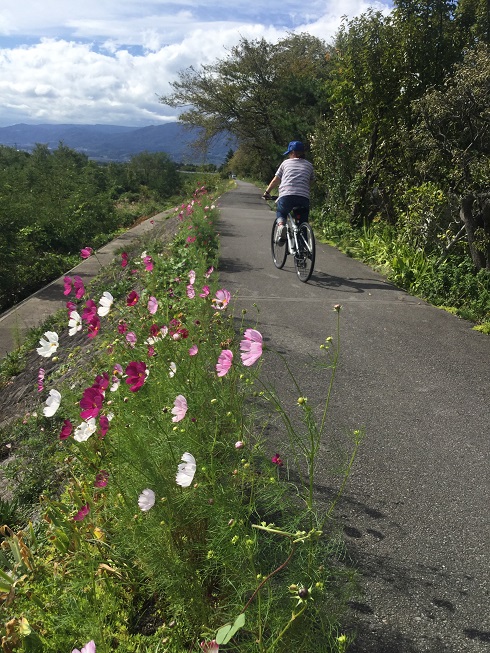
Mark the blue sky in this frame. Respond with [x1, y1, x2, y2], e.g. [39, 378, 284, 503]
[0, 0, 392, 127]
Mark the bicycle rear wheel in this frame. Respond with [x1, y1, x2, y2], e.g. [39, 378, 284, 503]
[294, 222, 315, 282]
[271, 221, 287, 269]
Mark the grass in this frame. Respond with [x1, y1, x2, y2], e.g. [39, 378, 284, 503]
[0, 183, 360, 652]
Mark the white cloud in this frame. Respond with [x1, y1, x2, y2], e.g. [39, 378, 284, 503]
[0, 0, 392, 126]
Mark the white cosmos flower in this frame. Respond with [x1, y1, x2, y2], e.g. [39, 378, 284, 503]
[138, 488, 155, 511]
[36, 331, 59, 357]
[176, 452, 196, 488]
[43, 389, 61, 417]
[97, 291, 114, 317]
[169, 362, 177, 378]
[68, 311, 82, 336]
[73, 418, 97, 442]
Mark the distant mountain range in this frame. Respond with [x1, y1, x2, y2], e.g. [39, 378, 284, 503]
[0, 123, 234, 164]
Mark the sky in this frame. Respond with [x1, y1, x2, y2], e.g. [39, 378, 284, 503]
[0, 1, 392, 127]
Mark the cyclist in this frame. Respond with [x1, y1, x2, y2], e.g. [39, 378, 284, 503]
[262, 141, 315, 245]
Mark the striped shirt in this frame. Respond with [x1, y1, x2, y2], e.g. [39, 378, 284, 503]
[275, 158, 314, 200]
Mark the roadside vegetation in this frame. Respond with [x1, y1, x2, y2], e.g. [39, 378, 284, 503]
[162, 0, 489, 329]
[0, 184, 360, 652]
[0, 145, 224, 314]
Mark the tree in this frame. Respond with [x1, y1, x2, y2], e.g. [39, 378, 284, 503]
[161, 34, 330, 179]
[411, 44, 490, 269]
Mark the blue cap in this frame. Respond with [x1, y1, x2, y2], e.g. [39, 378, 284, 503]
[283, 140, 305, 155]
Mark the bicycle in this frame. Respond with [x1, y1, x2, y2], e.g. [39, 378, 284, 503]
[263, 194, 316, 282]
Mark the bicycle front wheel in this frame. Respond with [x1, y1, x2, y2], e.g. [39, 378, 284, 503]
[294, 222, 315, 282]
[271, 221, 287, 269]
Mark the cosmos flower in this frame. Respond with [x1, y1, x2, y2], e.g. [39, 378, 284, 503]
[216, 349, 233, 377]
[240, 329, 263, 367]
[148, 296, 158, 315]
[73, 276, 85, 299]
[36, 331, 59, 357]
[59, 419, 73, 440]
[97, 291, 114, 317]
[72, 641, 96, 653]
[125, 361, 148, 392]
[171, 395, 188, 422]
[80, 247, 93, 259]
[73, 418, 97, 442]
[73, 504, 90, 522]
[176, 452, 196, 488]
[188, 344, 198, 356]
[68, 311, 82, 336]
[43, 389, 61, 417]
[212, 289, 231, 310]
[138, 488, 155, 512]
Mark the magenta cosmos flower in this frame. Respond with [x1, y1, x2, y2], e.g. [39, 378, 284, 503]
[63, 276, 72, 296]
[73, 504, 90, 521]
[240, 329, 263, 366]
[80, 386, 104, 420]
[125, 361, 148, 392]
[59, 419, 73, 440]
[200, 641, 219, 653]
[126, 290, 139, 306]
[80, 247, 93, 259]
[216, 349, 233, 377]
[171, 395, 188, 422]
[73, 276, 85, 300]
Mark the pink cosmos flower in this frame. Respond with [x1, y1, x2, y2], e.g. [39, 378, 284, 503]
[143, 255, 153, 272]
[216, 349, 233, 377]
[126, 290, 139, 306]
[118, 321, 128, 334]
[200, 641, 219, 653]
[37, 368, 45, 392]
[73, 276, 85, 300]
[186, 236, 196, 244]
[171, 395, 188, 422]
[204, 266, 214, 278]
[189, 344, 198, 356]
[94, 470, 109, 488]
[80, 387, 104, 420]
[66, 300, 77, 313]
[59, 419, 73, 440]
[72, 641, 96, 653]
[186, 284, 195, 299]
[73, 504, 90, 521]
[188, 269, 196, 284]
[240, 329, 263, 366]
[199, 285, 210, 298]
[63, 276, 72, 296]
[212, 289, 231, 310]
[121, 252, 128, 268]
[126, 331, 137, 347]
[80, 247, 93, 259]
[148, 296, 158, 315]
[125, 361, 148, 392]
[271, 453, 283, 466]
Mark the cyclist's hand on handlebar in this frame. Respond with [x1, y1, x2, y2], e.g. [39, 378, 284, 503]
[262, 191, 272, 200]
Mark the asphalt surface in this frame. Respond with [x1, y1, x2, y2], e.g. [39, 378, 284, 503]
[217, 181, 490, 653]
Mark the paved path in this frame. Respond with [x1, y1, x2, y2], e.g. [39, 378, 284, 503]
[0, 209, 178, 356]
[217, 181, 490, 653]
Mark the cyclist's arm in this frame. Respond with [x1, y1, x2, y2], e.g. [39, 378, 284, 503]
[263, 176, 280, 199]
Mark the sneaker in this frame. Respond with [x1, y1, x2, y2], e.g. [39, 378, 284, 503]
[275, 223, 287, 245]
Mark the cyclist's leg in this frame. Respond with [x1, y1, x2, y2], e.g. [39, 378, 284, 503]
[274, 197, 290, 244]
